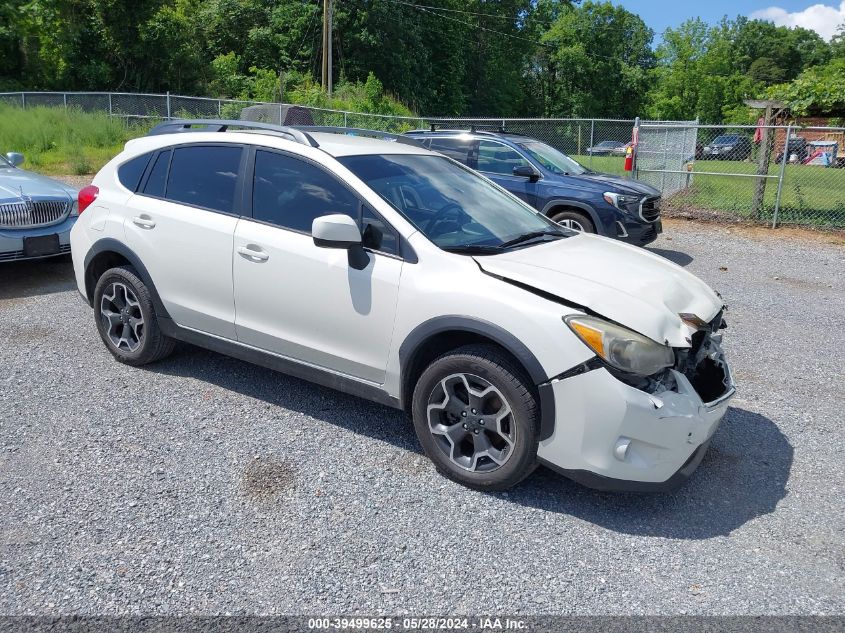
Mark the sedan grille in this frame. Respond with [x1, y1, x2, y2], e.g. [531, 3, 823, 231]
[639, 197, 661, 223]
[0, 199, 70, 229]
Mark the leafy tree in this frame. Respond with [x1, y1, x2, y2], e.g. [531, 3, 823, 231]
[541, 1, 655, 118]
[766, 58, 845, 116]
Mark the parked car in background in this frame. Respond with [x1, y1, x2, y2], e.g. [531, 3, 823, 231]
[0, 152, 79, 262]
[700, 135, 753, 160]
[406, 129, 662, 246]
[586, 140, 627, 156]
[775, 136, 808, 164]
[70, 120, 734, 492]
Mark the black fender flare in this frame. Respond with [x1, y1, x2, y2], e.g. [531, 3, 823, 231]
[398, 316, 556, 440]
[541, 199, 602, 231]
[83, 238, 171, 320]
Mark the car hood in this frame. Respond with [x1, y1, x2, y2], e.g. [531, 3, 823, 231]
[0, 167, 77, 203]
[556, 172, 660, 196]
[474, 235, 723, 347]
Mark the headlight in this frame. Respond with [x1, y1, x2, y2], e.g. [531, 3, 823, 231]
[723, 145, 734, 151]
[704, 146, 711, 151]
[69, 200, 80, 217]
[603, 192, 641, 212]
[564, 315, 675, 376]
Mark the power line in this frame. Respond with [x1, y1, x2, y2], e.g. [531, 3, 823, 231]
[384, 0, 522, 21]
[393, 2, 659, 65]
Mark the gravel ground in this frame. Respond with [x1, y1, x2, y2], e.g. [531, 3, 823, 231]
[0, 219, 843, 616]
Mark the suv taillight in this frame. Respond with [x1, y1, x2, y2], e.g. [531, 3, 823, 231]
[77, 185, 99, 214]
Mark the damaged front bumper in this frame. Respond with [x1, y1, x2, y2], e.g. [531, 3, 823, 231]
[537, 335, 735, 492]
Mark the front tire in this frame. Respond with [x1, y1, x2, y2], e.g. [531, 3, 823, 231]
[411, 344, 540, 491]
[93, 265, 175, 366]
[550, 209, 596, 233]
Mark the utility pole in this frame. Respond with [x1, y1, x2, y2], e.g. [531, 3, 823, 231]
[321, 0, 333, 95]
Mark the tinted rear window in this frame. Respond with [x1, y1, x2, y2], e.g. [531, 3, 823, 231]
[165, 145, 242, 213]
[118, 153, 152, 192]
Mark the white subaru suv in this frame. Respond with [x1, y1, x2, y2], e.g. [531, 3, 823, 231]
[70, 120, 735, 492]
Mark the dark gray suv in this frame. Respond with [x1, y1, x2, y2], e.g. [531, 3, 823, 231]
[405, 130, 662, 246]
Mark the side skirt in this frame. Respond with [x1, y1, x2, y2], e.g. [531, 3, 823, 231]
[158, 317, 401, 410]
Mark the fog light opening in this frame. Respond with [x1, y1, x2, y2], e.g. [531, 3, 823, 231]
[614, 438, 632, 462]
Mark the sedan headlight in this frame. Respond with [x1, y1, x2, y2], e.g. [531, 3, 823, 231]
[603, 192, 641, 212]
[564, 315, 675, 376]
[69, 200, 80, 217]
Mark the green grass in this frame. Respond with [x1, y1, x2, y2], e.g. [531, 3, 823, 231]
[0, 104, 153, 175]
[660, 160, 845, 227]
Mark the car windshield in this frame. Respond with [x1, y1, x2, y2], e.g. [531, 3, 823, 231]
[338, 153, 568, 252]
[515, 141, 587, 175]
[598, 141, 621, 147]
[713, 135, 740, 144]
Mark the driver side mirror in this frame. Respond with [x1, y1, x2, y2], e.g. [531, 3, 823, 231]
[513, 165, 539, 182]
[5, 152, 24, 167]
[312, 213, 362, 249]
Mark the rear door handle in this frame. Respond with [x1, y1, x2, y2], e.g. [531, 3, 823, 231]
[132, 215, 156, 229]
[237, 245, 269, 262]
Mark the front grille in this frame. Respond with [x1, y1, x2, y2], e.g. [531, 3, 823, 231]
[0, 199, 70, 229]
[639, 196, 661, 223]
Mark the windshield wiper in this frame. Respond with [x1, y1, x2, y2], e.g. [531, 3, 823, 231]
[498, 230, 565, 249]
[442, 244, 503, 255]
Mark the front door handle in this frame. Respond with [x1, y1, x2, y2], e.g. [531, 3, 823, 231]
[237, 245, 269, 262]
[132, 215, 156, 229]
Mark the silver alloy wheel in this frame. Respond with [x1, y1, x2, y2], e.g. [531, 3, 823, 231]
[426, 373, 516, 472]
[100, 282, 144, 352]
[556, 218, 586, 232]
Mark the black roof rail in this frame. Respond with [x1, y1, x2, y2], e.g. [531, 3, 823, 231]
[146, 119, 320, 147]
[424, 122, 512, 134]
[293, 126, 425, 148]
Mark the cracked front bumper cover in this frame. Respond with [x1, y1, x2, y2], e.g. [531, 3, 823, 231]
[536, 346, 735, 492]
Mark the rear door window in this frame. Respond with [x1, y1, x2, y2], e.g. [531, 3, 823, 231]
[165, 145, 243, 213]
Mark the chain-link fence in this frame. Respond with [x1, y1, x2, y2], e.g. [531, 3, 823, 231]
[2, 91, 845, 229]
[635, 122, 845, 228]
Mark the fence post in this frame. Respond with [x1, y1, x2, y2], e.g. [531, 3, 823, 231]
[279, 103, 283, 124]
[108, 93, 113, 117]
[63, 93, 67, 110]
[772, 123, 792, 229]
[343, 112, 348, 127]
[21, 92, 25, 108]
[589, 119, 595, 169]
[218, 100, 222, 118]
[631, 117, 640, 177]
[166, 91, 172, 119]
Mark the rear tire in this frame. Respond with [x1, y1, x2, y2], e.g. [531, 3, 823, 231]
[93, 265, 175, 366]
[550, 209, 596, 233]
[411, 344, 540, 491]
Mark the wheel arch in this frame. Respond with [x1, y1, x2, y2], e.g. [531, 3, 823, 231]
[541, 199, 602, 230]
[398, 316, 556, 440]
[83, 238, 170, 320]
